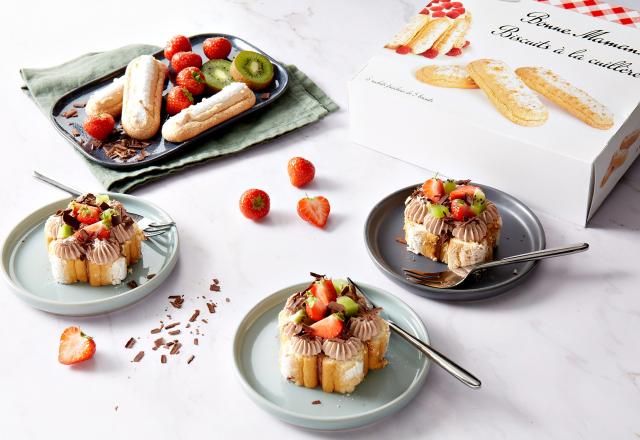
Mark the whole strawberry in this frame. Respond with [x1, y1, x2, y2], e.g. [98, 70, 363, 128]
[82, 113, 115, 140]
[166, 87, 193, 115]
[171, 51, 202, 74]
[176, 66, 206, 96]
[164, 35, 192, 61]
[287, 157, 315, 188]
[203, 37, 232, 59]
[58, 326, 96, 365]
[239, 189, 270, 221]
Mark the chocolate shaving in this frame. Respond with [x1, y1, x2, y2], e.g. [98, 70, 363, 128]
[312, 400, 321, 405]
[170, 297, 184, 309]
[124, 338, 136, 349]
[206, 302, 216, 314]
[71, 128, 80, 137]
[209, 283, 220, 292]
[127, 280, 138, 289]
[150, 323, 163, 334]
[61, 109, 78, 118]
[154, 338, 165, 348]
[212, 278, 219, 285]
[72, 101, 86, 108]
[260, 92, 271, 99]
[193, 338, 199, 346]
[164, 322, 180, 330]
[187, 355, 195, 364]
[327, 301, 345, 313]
[161, 355, 167, 364]
[168, 330, 180, 336]
[62, 209, 81, 230]
[310, 272, 325, 280]
[135, 150, 150, 162]
[132, 351, 144, 362]
[225, 297, 230, 303]
[147, 274, 156, 280]
[189, 310, 200, 322]
[201, 319, 208, 324]
[170, 342, 181, 355]
[395, 236, 407, 245]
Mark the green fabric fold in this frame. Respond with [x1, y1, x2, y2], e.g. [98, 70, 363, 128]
[21, 44, 338, 193]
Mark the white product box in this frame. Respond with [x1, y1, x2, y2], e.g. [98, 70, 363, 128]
[349, 0, 640, 225]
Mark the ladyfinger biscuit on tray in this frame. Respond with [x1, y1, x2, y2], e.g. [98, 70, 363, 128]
[385, 14, 430, 49]
[515, 67, 614, 130]
[416, 65, 478, 88]
[467, 59, 548, 127]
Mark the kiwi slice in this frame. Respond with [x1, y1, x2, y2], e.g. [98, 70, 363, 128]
[202, 59, 234, 92]
[230, 51, 274, 91]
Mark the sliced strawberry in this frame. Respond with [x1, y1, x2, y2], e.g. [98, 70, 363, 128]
[310, 279, 337, 305]
[396, 45, 411, 54]
[446, 10, 460, 18]
[305, 294, 327, 321]
[450, 199, 476, 221]
[450, 185, 484, 203]
[58, 326, 96, 365]
[419, 8, 429, 14]
[74, 221, 110, 241]
[446, 48, 462, 56]
[297, 196, 330, 228]
[422, 178, 445, 203]
[75, 204, 101, 224]
[431, 11, 445, 17]
[310, 314, 343, 339]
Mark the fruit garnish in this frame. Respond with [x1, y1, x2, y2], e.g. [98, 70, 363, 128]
[336, 296, 359, 317]
[166, 87, 194, 116]
[445, 48, 462, 57]
[310, 279, 337, 305]
[95, 194, 110, 205]
[422, 48, 439, 58]
[75, 220, 110, 241]
[305, 294, 327, 321]
[443, 179, 457, 194]
[171, 51, 202, 74]
[201, 59, 234, 92]
[396, 45, 411, 54]
[82, 113, 115, 141]
[470, 202, 486, 216]
[203, 37, 232, 60]
[230, 50, 274, 91]
[310, 313, 344, 339]
[428, 203, 450, 219]
[332, 278, 348, 295]
[58, 326, 96, 365]
[450, 199, 476, 221]
[289, 309, 307, 324]
[450, 185, 485, 204]
[100, 208, 120, 228]
[297, 196, 330, 228]
[164, 35, 192, 62]
[239, 189, 270, 221]
[422, 178, 445, 203]
[57, 224, 73, 239]
[76, 205, 101, 225]
[287, 157, 315, 188]
[176, 66, 206, 96]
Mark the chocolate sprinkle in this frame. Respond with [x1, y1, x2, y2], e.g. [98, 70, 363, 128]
[187, 355, 195, 364]
[127, 280, 138, 289]
[124, 338, 136, 349]
[170, 342, 181, 355]
[206, 302, 216, 314]
[62, 109, 78, 118]
[312, 400, 321, 405]
[72, 101, 86, 108]
[168, 330, 181, 336]
[189, 310, 200, 322]
[132, 351, 145, 362]
[164, 322, 180, 330]
[161, 355, 167, 364]
[193, 338, 199, 346]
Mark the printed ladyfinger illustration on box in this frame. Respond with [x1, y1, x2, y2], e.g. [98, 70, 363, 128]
[385, 1, 472, 58]
[600, 129, 640, 187]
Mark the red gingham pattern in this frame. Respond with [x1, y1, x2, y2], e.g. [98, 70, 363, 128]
[537, 0, 640, 27]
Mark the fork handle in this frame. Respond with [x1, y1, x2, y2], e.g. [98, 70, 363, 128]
[387, 320, 482, 389]
[33, 171, 82, 198]
[476, 243, 589, 271]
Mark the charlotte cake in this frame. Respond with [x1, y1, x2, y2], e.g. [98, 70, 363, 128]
[44, 193, 144, 286]
[404, 177, 502, 269]
[278, 274, 390, 394]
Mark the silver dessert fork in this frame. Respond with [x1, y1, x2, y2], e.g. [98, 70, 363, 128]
[33, 171, 174, 237]
[346, 277, 481, 389]
[404, 243, 589, 289]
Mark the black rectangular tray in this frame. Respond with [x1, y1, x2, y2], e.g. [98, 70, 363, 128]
[50, 33, 289, 170]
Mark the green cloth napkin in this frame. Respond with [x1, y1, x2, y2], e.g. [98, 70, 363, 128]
[20, 44, 338, 193]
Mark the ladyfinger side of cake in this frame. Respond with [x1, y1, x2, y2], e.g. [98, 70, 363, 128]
[403, 177, 502, 269]
[44, 193, 144, 287]
[278, 274, 390, 394]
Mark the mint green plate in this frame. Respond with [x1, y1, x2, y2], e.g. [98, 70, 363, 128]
[1, 193, 178, 316]
[233, 282, 430, 431]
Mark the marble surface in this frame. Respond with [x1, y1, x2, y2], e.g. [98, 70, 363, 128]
[1, 0, 639, 439]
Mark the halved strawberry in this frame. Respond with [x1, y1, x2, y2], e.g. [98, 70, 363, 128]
[305, 294, 327, 321]
[310, 313, 343, 339]
[450, 185, 485, 203]
[422, 178, 445, 202]
[58, 326, 96, 365]
[75, 204, 101, 224]
[74, 221, 110, 241]
[450, 199, 476, 221]
[310, 279, 337, 305]
[297, 196, 330, 228]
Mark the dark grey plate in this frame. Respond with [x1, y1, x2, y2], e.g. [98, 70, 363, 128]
[50, 33, 289, 170]
[365, 183, 546, 301]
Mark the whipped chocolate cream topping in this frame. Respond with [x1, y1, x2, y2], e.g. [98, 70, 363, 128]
[45, 215, 63, 239]
[86, 239, 121, 264]
[479, 201, 500, 225]
[111, 223, 135, 244]
[349, 316, 380, 341]
[282, 322, 303, 337]
[404, 196, 430, 224]
[51, 238, 85, 260]
[322, 337, 363, 361]
[423, 213, 452, 235]
[452, 218, 488, 242]
[290, 336, 322, 357]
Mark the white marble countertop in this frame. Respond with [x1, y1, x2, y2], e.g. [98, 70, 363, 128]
[1, 0, 639, 439]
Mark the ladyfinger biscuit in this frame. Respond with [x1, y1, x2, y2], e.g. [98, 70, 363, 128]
[416, 65, 478, 88]
[85, 76, 124, 118]
[409, 18, 451, 55]
[600, 149, 629, 187]
[620, 129, 639, 150]
[516, 67, 613, 130]
[453, 14, 473, 49]
[467, 59, 548, 127]
[385, 14, 430, 49]
[432, 13, 472, 57]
